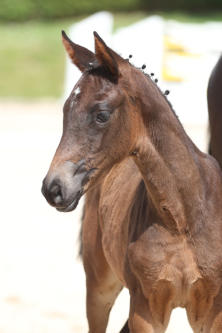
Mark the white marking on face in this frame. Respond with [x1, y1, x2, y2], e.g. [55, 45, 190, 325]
[74, 86, 81, 96]
[70, 86, 81, 109]
[70, 100, 75, 109]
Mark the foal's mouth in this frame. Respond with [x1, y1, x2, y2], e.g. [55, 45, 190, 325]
[56, 189, 83, 212]
[56, 167, 97, 213]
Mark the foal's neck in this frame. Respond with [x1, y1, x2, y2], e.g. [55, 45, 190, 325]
[132, 76, 204, 233]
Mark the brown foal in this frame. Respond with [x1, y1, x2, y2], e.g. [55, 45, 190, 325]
[42, 32, 222, 333]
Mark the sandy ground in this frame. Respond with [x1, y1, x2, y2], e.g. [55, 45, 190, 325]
[0, 100, 208, 333]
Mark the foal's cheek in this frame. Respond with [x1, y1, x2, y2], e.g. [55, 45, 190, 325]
[86, 131, 104, 155]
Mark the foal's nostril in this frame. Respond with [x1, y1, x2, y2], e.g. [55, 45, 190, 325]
[49, 183, 63, 205]
[42, 178, 64, 207]
[50, 184, 61, 196]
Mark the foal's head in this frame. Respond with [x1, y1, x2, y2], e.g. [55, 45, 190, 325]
[42, 31, 155, 212]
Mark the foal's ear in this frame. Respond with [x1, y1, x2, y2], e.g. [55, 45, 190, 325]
[93, 31, 119, 80]
[62, 30, 96, 72]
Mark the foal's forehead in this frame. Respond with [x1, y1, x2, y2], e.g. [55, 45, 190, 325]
[79, 72, 114, 91]
[74, 72, 118, 102]
[65, 71, 124, 115]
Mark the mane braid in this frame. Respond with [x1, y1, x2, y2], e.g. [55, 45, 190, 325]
[131, 63, 180, 122]
[144, 72, 176, 115]
[132, 63, 199, 151]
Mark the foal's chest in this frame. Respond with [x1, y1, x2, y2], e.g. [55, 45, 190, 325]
[127, 226, 215, 305]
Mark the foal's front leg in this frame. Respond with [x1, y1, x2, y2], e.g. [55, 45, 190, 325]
[128, 282, 174, 333]
[129, 288, 157, 333]
[189, 287, 222, 333]
[82, 190, 123, 333]
[85, 264, 123, 333]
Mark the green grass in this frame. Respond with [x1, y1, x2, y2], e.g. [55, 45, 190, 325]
[0, 19, 78, 98]
[155, 10, 222, 22]
[1, 12, 222, 99]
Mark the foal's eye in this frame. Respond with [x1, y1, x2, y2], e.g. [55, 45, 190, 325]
[96, 111, 110, 124]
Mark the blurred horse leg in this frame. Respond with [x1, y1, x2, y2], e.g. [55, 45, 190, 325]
[119, 320, 129, 333]
[82, 187, 123, 333]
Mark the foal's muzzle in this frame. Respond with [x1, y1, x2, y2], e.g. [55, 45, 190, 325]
[42, 160, 94, 212]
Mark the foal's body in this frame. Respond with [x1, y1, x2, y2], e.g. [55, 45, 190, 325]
[83, 105, 222, 333]
[42, 33, 222, 332]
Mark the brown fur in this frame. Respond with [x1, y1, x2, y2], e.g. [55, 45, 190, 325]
[42, 32, 222, 333]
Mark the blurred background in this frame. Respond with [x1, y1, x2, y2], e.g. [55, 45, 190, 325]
[1, 1, 222, 332]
